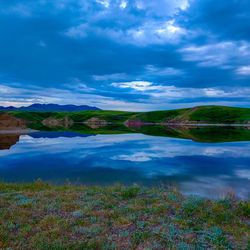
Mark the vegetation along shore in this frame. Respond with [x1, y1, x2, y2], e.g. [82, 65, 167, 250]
[0, 106, 249, 131]
[0, 182, 249, 249]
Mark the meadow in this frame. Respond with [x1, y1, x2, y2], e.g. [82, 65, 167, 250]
[9, 105, 250, 126]
[0, 182, 249, 249]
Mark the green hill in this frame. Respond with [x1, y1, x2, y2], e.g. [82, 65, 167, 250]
[2, 105, 250, 129]
[132, 106, 250, 124]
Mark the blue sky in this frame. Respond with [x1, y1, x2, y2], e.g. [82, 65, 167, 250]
[0, 0, 249, 110]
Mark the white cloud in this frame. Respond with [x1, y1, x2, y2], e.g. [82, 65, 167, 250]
[123, 19, 188, 45]
[112, 152, 154, 162]
[119, 0, 127, 9]
[111, 81, 153, 91]
[135, 0, 190, 16]
[1, 81, 250, 112]
[0, 83, 156, 111]
[64, 24, 88, 39]
[145, 65, 184, 76]
[60, 0, 192, 46]
[96, 0, 110, 8]
[236, 65, 250, 76]
[66, 19, 190, 45]
[111, 81, 250, 99]
[180, 41, 250, 69]
[0, 85, 19, 94]
[235, 170, 250, 180]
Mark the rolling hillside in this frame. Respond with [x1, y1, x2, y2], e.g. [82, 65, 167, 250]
[132, 106, 250, 124]
[1, 106, 249, 131]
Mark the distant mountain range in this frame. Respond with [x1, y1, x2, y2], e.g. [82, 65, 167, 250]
[0, 103, 101, 112]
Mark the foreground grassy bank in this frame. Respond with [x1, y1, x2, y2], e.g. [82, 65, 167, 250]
[0, 182, 249, 249]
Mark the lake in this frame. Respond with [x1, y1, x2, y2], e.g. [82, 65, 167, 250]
[0, 126, 249, 199]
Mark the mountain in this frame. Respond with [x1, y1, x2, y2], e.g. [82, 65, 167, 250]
[0, 103, 101, 112]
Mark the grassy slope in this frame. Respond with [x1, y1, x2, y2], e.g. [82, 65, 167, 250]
[134, 106, 250, 124]
[9, 110, 136, 123]
[188, 106, 250, 123]
[5, 106, 250, 126]
[130, 108, 188, 123]
[0, 182, 249, 249]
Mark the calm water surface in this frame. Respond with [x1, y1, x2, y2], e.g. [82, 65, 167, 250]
[0, 129, 249, 199]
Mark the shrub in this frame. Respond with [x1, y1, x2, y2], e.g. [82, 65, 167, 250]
[121, 185, 140, 199]
[237, 202, 250, 217]
[182, 196, 205, 214]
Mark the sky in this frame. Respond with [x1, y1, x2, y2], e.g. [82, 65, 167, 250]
[0, 0, 250, 111]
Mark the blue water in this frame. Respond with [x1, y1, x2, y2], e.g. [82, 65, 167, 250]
[0, 131, 249, 199]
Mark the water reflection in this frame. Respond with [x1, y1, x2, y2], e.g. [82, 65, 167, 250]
[0, 134, 20, 150]
[36, 122, 250, 142]
[0, 129, 249, 199]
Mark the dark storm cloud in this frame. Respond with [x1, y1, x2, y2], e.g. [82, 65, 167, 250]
[0, 0, 249, 110]
[184, 0, 250, 41]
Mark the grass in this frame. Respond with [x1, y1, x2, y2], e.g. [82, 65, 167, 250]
[0, 181, 249, 249]
[6, 105, 250, 127]
[188, 106, 250, 123]
[133, 106, 250, 124]
[9, 110, 136, 124]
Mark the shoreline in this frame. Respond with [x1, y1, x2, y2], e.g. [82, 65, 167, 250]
[132, 122, 250, 127]
[0, 129, 37, 134]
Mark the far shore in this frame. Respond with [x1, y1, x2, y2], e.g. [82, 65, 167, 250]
[0, 123, 249, 135]
[0, 129, 37, 134]
[127, 122, 250, 127]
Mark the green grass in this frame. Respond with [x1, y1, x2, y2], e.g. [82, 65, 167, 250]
[131, 108, 188, 123]
[9, 110, 136, 123]
[7, 106, 250, 126]
[188, 106, 250, 123]
[2, 108, 250, 142]
[0, 182, 249, 249]
[134, 106, 250, 124]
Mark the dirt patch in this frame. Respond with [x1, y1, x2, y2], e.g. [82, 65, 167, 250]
[0, 113, 26, 130]
[85, 117, 107, 129]
[42, 117, 73, 128]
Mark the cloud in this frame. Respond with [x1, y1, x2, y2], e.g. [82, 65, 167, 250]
[185, 0, 250, 41]
[0, 83, 157, 111]
[135, 0, 190, 16]
[1, 3, 32, 17]
[64, 24, 88, 39]
[111, 81, 153, 91]
[236, 65, 250, 76]
[129, 19, 187, 45]
[0, 84, 20, 94]
[119, 0, 127, 9]
[112, 152, 154, 162]
[145, 65, 184, 76]
[0, 0, 249, 109]
[96, 0, 110, 8]
[99, 19, 189, 46]
[180, 41, 250, 69]
[235, 170, 250, 180]
[93, 73, 128, 81]
[111, 81, 250, 100]
[65, 18, 189, 46]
